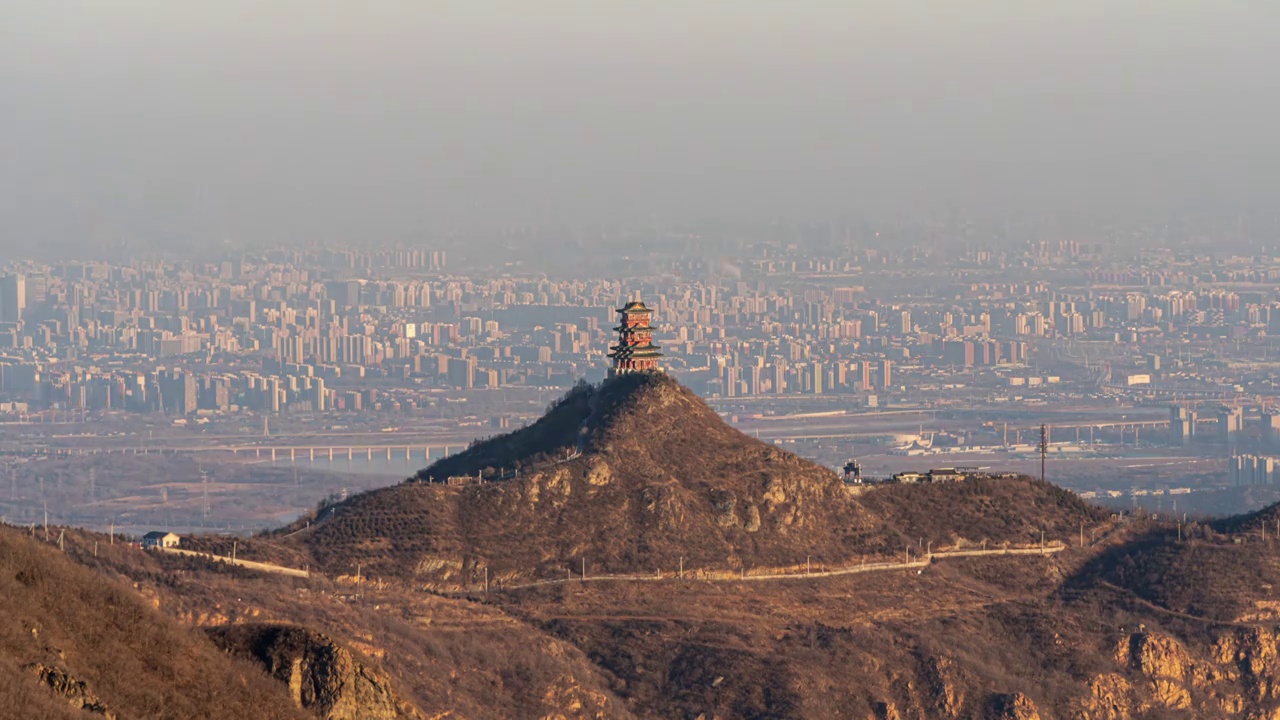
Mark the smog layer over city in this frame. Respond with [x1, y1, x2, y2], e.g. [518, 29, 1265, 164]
[4, 3, 1280, 720]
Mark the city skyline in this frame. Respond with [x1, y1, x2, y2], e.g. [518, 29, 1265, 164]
[5, 229, 1280, 534]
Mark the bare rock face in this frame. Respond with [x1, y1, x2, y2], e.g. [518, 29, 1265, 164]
[1076, 673, 1140, 720]
[208, 624, 416, 720]
[920, 655, 968, 718]
[24, 663, 116, 719]
[1116, 632, 1194, 710]
[872, 700, 902, 720]
[1078, 628, 1280, 719]
[986, 692, 1042, 720]
[1224, 627, 1280, 703]
[536, 673, 619, 720]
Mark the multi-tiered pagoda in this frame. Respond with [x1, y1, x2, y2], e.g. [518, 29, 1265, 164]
[608, 299, 663, 377]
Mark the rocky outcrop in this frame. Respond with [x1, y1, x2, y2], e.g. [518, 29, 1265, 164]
[537, 673, 618, 720]
[1115, 632, 1194, 709]
[922, 655, 967, 718]
[25, 663, 116, 719]
[208, 624, 416, 720]
[1217, 627, 1280, 705]
[987, 692, 1041, 720]
[1075, 672, 1140, 720]
[1071, 628, 1280, 719]
[872, 700, 901, 720]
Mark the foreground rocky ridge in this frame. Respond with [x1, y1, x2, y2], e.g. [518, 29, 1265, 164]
[14, 375, 1280, 717]
[17, 494, 1280, 718]
[0, 526, 309, 720]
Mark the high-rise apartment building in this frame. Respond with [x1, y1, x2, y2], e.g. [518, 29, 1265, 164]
[0, 273, 25, 322]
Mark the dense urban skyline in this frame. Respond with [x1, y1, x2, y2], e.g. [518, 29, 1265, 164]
[6, 225, 1280, 534]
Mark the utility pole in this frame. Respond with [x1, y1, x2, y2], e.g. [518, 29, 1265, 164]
[1039, 424, 1049, 484]
[201, 468, 210, 519]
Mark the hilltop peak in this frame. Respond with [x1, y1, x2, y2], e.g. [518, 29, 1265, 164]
[411, 371, 748, 485]
[290, 375, 1103, 590]
[302, 374, 857, 584]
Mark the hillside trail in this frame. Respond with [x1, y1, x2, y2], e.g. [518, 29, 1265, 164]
[158, 546, 310, 578]
[1092, 580, 1265, 629]
[486, 544, 1067, 594]
[155, 541, 1067, 604]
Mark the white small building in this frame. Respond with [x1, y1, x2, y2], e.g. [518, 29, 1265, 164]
[141, 531, 180, 549]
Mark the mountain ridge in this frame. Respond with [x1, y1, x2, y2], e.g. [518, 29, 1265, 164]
[14, 382, 1280, 718]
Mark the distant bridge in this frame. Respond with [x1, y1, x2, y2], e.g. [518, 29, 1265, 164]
[0, 443, 461, 463]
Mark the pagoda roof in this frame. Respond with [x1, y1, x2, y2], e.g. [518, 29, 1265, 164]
[616, 300, 654, 314]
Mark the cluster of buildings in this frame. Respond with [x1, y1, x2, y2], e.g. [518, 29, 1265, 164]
[1230, 455, 1280, 487]
[842, 458, 1014, 487]
[2, 234, 1280, 428]
[1168, 405, 1280, 448]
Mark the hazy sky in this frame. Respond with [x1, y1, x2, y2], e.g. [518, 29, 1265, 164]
[3, 2, 1278, 249]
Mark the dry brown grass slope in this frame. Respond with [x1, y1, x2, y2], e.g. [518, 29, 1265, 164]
[56, 526, 634, 720]
[0, 525, 308, 720]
